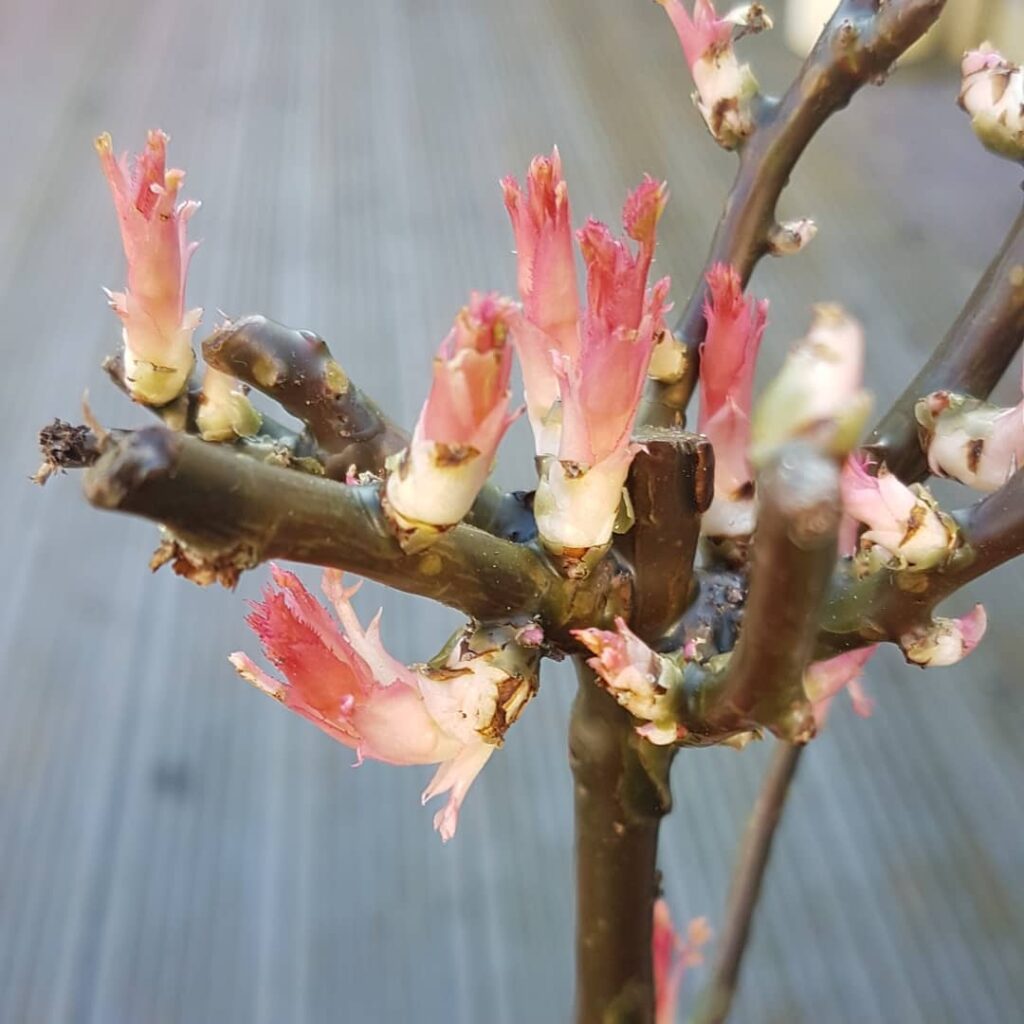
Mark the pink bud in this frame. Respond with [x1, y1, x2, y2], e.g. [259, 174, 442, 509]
[698, 264, 768, 538]
[657, 0, 733, 70]
[420, 292, 516, 447]
[656, 0, 759, 148]
[577, 177, 668, 343]
[230, 567, 515, 840]
[653, 899, 711, 1024]
[840, 454, 955, 572]
[558, 275, 670, 468]
[804, 646, 878, 727]
[502, 149, 578, 352]
[503, 150, 579, 432]
[699, 264, 768, 428]
[96, 130, 201, 405]
[531, 180, 669, 550]
[386, 293, 520, 528]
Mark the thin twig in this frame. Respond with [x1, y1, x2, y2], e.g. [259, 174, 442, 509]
[689, 743, 804, 1024]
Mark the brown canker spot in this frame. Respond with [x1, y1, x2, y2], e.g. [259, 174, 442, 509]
[966, 437, 985, 475]
[432, 443, 479, 468]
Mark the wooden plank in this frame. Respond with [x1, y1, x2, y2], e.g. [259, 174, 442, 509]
[1, 1, 1021, 1021]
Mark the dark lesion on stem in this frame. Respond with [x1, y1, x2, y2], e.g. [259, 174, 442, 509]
[865, 205, 1024, 481]
[642, 0, 949, 427]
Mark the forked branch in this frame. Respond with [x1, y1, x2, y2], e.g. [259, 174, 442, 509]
[645, 0, 948, 426]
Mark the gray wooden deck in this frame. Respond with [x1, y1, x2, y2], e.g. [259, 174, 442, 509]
[2, 1, 1023, 1021]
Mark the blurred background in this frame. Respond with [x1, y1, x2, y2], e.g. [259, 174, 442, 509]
[2, 1, 1023, 1021]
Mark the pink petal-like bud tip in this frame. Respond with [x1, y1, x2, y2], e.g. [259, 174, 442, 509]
[388, 293, 520, 529]
[96, 129, 201, 405]
[232, 567, 525, 839]
[653, 899, 711, 1024]
[657, 0, 733, 69]
[623, 174, 669, 247]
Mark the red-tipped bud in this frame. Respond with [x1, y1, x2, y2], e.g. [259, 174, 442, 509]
[96, 130, 201, 405]
[386, 293, 520, 530]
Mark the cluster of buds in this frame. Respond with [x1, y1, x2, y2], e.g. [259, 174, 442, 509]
[696, 263, 768, 540]
[839, 454, 958, 573]
[230, 566, 540, 841]
[574, 618, 686, 744]
[653, 899, 711, 1024]
[915, 366, 1024, 492]
[656, 0, 771, 149]
[504, 153, 670, 554]
[385, 293, 519, 538]
[96, 130, 203, 406]
[959, 45, 1024, 162]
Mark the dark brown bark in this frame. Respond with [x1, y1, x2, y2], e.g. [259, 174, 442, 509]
[865, 206, 1024, 481]
[569, 664, 674, 1024]
[619, 428, 713, 643]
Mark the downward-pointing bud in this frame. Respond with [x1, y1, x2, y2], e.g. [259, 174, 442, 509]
[231, 567, 538, 841]
[804, 645, 877, 727]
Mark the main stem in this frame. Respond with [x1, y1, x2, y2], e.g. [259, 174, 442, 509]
[569, 662, 674, 1024]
